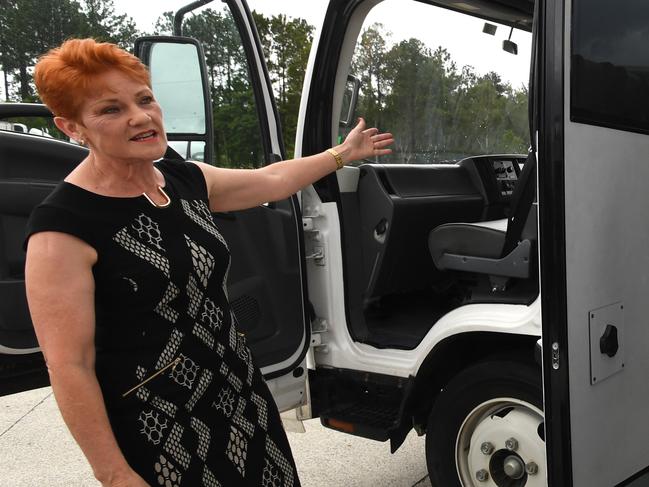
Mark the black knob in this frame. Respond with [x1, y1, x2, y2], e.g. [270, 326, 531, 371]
[600, 324, 619, 358]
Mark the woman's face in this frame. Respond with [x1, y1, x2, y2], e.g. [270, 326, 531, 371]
[74, 70, 168, 163]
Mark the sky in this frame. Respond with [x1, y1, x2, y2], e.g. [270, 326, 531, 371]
[112, 0, 531, 88]
[0, 0, 531, 100]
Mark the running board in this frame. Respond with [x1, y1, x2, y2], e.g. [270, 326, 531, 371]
[320, 402, 400, 441]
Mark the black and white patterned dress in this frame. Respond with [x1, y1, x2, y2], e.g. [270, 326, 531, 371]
[26, 158, 300, 486]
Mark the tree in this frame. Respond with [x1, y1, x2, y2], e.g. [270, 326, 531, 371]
[0, 0, 139, 102]
[253, 12, 313, 157]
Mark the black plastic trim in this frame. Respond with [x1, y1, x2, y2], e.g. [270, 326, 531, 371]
[228, 1, 309, 380]
[0, 103, 52, 118]
[616, 465, 649, 487]
[538, 0, 572, 485]
[227, 1, 284, 164]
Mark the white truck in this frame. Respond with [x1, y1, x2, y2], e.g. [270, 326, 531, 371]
[1, 0, 648, 486]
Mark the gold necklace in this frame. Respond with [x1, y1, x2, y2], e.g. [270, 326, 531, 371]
[142, 186, 171, 208]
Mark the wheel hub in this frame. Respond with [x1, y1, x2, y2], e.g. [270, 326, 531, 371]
[455, 398, 546, 487]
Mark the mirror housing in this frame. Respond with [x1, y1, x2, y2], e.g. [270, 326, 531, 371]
[340, 75, 362, 128]
[134, 36, 213, 164]
[482, 23, 497, 35]
[503, 39, 518, 55]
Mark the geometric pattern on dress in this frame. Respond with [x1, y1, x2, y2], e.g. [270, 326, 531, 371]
[113, 228, 170, 278]
[213, 386, 236, 418]
[185, 369, 213, 412]
[169, 354, 199, 390]
[151, 395, 178, 419]
[131, 213, 165, 252]
[139, 410, 168, 445]
[226, 425, 248, 478]
[185, 235, 215, 289]
[186, 275, 204, 320]
[202, 465, 222, 487]
[216, 342, 226, 358]
[200, 298, 223, 331]
[232, 396, 255, 438]
[228, 323, 238, 351]
[154, 282, 180, 324]
[154, 454, 182, 487]
[251, 391, 269, 431]
[136, 386, 151, 403]
[134, 366, 151, 402]
[227, 371, 243, 393]
[155, 329, 184, 370]
[181, 199, 229, 251]
[265, 436, 295, 487]
[192, 323, 214, 350]
[262, 458, 283, 487]
[219, 362, 229, 377]
[190, 416, 211, 462]
[163, 423, 191, 470]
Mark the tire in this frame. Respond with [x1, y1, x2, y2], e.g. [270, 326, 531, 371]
[425, 360, 545, 487]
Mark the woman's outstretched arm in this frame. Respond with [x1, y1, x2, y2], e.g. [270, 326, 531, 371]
[196, 117, 394, 213]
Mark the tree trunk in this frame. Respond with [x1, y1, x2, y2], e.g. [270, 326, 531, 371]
[3, 69, 8, 101]
[19, 60, 31, 101]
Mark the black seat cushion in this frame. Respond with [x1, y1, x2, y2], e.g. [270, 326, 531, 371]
[428, 219, 507, 266]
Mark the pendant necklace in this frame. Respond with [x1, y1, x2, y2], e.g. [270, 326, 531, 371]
[142, 186, 171, 208]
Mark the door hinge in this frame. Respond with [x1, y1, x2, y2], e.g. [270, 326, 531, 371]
[303, 217, 325, 266]
[551, 342, 560, 370]
[310, 318, 328, 352]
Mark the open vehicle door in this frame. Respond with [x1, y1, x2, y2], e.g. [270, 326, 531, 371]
[0, 0, 311, 415]
[541, 0, 649, 485]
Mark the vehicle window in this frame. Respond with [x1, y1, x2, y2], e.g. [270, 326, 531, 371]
[163, 4, 265, 168]
[341, 0, 532, 165]
[571, 0, 649, 134]
[0, 116, 69, 141]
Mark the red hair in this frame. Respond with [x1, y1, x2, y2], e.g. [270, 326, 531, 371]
[34, 38, 151, 120]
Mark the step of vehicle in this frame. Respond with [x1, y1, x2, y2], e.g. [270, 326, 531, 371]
[320, 401, 399, 441]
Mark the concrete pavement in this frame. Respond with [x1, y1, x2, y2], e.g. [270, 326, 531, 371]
[0, 387, 432, 486]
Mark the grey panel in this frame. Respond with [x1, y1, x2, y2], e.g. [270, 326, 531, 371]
[563, 6, 649, 478]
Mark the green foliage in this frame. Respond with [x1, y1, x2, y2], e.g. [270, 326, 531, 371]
[351, 23, 530, 163]
[253, 11, 313, 158]
[0, 0, 139, 101]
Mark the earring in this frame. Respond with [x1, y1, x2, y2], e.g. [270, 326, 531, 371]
[79, 138, 85, 146]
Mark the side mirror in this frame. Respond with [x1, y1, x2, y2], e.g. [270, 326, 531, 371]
[340, 74, 362, 127]
[503, 27, 518, 55]
[134, 36, 214, 164]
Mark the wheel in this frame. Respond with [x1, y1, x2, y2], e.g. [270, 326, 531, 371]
[425, 360, 545, 487]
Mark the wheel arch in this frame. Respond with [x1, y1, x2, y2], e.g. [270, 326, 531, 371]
[414, 331, 540, 428]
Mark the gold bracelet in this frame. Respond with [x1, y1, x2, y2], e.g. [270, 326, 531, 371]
[326, 148, 345, 170]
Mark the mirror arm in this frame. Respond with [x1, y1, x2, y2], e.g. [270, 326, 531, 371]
[174, 0, 214, 35]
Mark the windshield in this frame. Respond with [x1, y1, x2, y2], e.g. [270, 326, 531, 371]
[344, 0, 532, 164]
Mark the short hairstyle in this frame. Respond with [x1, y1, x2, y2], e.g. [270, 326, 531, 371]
[34, 38, 151, 120]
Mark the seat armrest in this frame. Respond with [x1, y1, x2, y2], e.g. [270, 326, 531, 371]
[436, 239, 532, 278]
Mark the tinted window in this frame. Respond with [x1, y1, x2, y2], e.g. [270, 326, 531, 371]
[571, 0, 649, 133]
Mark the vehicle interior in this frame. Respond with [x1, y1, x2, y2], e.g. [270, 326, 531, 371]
[307, 0, 537, 350]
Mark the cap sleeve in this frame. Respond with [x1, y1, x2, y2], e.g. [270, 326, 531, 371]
[24, 204, 97, 250]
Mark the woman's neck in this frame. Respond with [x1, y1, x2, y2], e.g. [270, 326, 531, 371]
[67, 153, 165, 197]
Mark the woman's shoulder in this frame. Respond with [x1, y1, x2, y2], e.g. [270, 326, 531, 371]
[24, 182, 104, 250]
[156, 156, 208, 200]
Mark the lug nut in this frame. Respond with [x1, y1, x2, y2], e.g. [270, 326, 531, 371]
[481, 442, 495, 455]
[476, 469, 489, 482]
[526, 462, 539, 475]
[505, 437, 519, 451]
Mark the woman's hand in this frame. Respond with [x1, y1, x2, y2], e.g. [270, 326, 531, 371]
[102, 469, 150, 487]
[338, 117, 394, 163]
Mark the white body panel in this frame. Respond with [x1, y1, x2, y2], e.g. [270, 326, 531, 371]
[306, 201, 541, 379]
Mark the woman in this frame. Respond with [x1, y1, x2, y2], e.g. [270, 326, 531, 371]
[24, 38, 393, 487]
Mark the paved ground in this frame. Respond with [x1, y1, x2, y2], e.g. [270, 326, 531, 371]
[0, 387, 432, 486]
